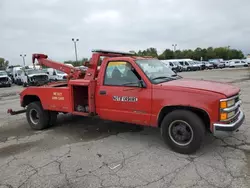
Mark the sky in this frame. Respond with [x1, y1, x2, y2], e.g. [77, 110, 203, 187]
[1, 0, 250, 65]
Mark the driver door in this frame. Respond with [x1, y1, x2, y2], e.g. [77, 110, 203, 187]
[96, 60, 152, 126]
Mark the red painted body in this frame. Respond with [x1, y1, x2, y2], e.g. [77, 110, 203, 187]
[17, 51, 240, 132]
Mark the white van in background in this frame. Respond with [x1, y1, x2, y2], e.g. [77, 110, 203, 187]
[46, 68, 67, 81]
[229, 59, 248, 68]
[12, 67, 23, 85]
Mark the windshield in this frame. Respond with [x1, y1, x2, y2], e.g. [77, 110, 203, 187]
[173, 62, 180, 66]
[0, 71, 7, 76]
[57, 70, 65, 74]
[136, 59, 181, 84]
[26, 69, 46, 75]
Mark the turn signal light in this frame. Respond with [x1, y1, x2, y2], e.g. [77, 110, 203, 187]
[220, 101, 227, 108]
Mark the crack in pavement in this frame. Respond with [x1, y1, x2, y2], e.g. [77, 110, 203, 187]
[16, 145, 72, 188]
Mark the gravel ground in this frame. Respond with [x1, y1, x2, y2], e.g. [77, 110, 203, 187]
[0, 68, 250, 188]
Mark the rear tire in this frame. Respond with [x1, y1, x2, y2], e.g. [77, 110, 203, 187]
[161, 110, 205, 154]
[26, 101, 50, 130]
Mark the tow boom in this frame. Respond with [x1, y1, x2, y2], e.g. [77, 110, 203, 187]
[32, 53, 85, 80]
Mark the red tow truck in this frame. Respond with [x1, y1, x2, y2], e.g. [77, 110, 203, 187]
[8, 50, 245, 154]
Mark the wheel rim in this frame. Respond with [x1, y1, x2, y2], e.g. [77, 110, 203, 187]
[168, 120, 194, 146]
[29, 109, 40, 125]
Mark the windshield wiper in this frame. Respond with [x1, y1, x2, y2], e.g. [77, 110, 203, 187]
[152, 76, 175, 81]
[171, 74, 182, 78]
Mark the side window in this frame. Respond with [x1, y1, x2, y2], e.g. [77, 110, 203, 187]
[104, 61, 140, 86]
[169, 62, 173, 66]
[235, 61, 240, 64]
[179, 61, 184, 65]
[185, 62, 189, 66]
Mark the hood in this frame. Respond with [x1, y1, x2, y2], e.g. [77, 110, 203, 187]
[28, 73, 48, 77]
[0, 75, 9, 78]
[159, 78, 240, 97]
[57, 73, 67, 76]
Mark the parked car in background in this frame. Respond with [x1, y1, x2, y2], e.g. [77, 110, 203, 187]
[21, 68, 49, 87]
[161, 60, 179, 72]
[193, 61, 205, 70]
[172, 61, 183, 72]
[46, 68, 67, 81]
[65, 63, 74, 67]
[203, 61, 213, 69]
[189, 61, 200, 71]
[75, 65, 88, 71]
[208, 59, 225, 69]
[229, 59, 248, 68]
[0, 70, 12, 87]
[12, 67, 23, 85]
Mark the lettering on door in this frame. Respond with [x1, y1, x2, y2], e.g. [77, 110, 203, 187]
[113, 96, 138, 102]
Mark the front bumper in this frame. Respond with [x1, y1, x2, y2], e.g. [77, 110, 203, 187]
[0, 82, 10, 86]
[28, 80, 49, 86]
[213, 109, 245, 134]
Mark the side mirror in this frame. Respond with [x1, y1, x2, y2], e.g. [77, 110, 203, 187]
[138, 80, 146, 88]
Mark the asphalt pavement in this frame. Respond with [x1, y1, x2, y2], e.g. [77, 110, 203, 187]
[0, 68, 250, 188]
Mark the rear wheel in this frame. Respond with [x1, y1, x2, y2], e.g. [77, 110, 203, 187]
[26, 101, 50, 130]
[161, 110, 205, 154]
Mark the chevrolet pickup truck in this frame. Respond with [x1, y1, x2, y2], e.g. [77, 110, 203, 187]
[8, 50, 245, 154]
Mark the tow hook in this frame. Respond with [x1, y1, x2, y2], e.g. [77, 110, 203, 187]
[7, 109, 26, 115]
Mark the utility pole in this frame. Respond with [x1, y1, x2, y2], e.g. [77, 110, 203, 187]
[227, 45, 230, 60]
[172, 44, 177, 58]
[72, 38, 79, 62]
[20, 54, 26, 67]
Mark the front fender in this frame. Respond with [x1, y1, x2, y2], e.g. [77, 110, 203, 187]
[151, 89, 224, 128]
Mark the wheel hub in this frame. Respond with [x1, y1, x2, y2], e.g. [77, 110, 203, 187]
[169, 120, 194, 146]
[30, 109, 40, 125]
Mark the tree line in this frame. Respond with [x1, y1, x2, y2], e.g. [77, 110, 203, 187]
[136, 47, 245, 61]
[0, 46, 246, 69]
[0, 58, 9, 70]
[64, 46, 245, 66]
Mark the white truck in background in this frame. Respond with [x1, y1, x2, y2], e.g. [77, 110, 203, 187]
[12, 67, 23, 85]
[46, 68, 67, 81]
[20, 68, 49, 87]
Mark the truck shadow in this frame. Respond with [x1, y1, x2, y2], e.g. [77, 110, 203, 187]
[52, 114, 145, 142]
[0, 113, 216, 157]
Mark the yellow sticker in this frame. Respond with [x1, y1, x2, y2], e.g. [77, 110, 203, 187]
[109, 61, 126, 66]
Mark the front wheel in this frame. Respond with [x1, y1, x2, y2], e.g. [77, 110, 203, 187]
[161, 110, 205, 154]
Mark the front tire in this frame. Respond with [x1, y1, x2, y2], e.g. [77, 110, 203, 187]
[161, 110, 205, 154]
[26, 101, 50, 130]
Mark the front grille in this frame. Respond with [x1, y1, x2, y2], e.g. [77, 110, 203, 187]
[0, 77, 8, 83]
[235, 95, 240, 103]
[31, 75, 48, 82]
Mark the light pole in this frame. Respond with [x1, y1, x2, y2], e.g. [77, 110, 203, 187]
[227, 45, 230, 60]
[72, 38, 79, 62]
[20, 54, 26, 67]
[172, 44, 177, 58]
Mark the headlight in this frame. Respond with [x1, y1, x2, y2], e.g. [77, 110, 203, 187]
[220, 99, 235, 109]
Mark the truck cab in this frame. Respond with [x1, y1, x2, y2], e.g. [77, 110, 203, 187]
[8, 50, 245, 154]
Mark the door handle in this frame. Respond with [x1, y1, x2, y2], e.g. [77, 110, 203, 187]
[99, 90, 106, 95]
